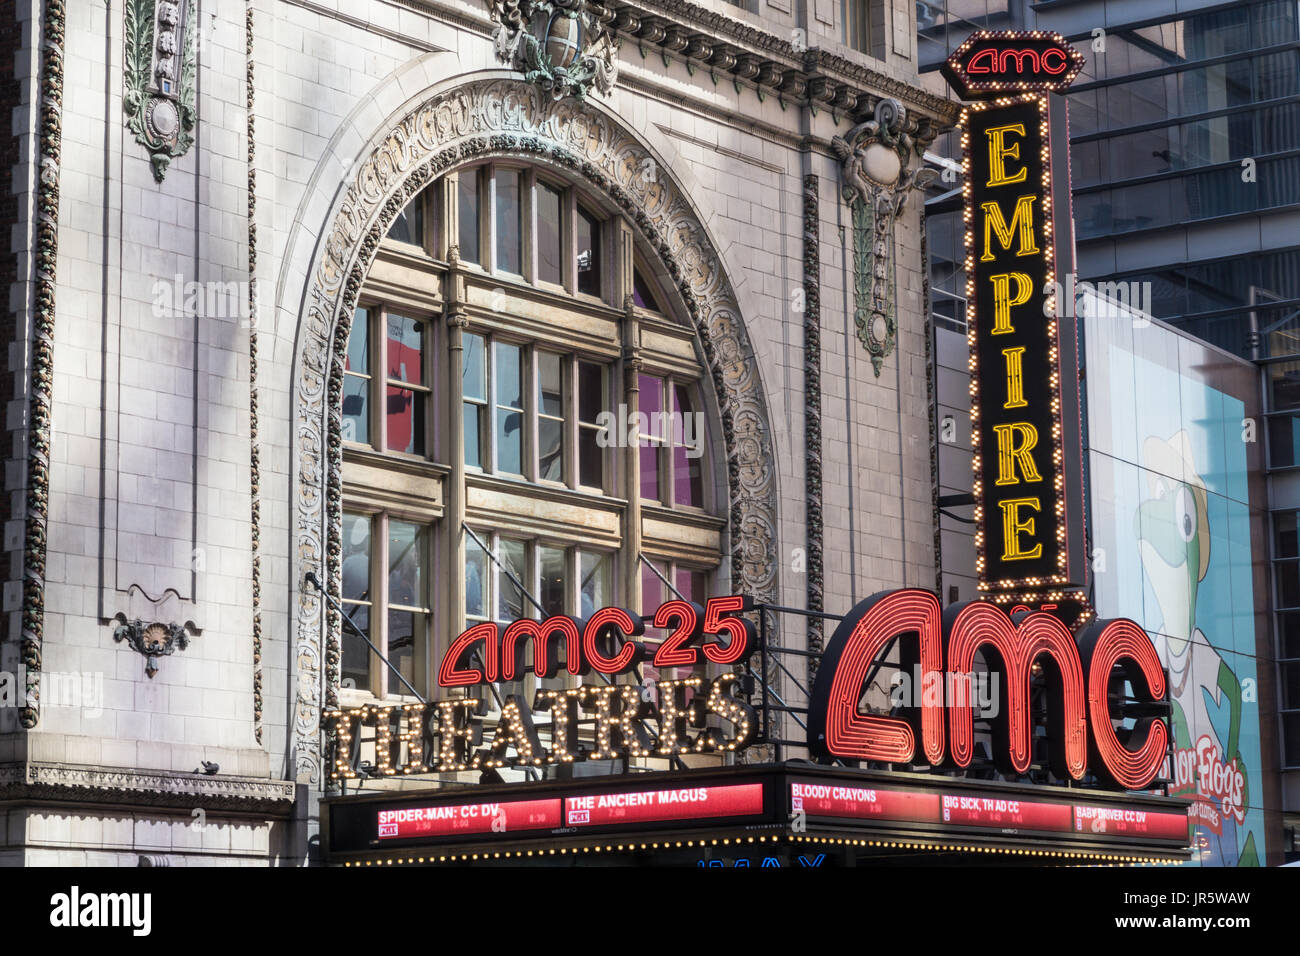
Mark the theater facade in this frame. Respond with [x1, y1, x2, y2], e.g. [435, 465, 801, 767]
[0, 1, 1232, 865]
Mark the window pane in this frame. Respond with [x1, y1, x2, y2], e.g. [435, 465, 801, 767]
[672, 384, 703, 507]
[1278, 513, 1300, 559]
[386, 386, 425, 456]
[675, 568, 707, 604]
[576, 206, 601, 297]
[458, 171, 481, 265]
[495, 342, 522, 409]
[578, 362, 605, 423]
[539, 545, 567, 617]
[1269, 414, 1300, 468]
[498, 408, 523, 474]
[1268, 362, 1300, 411]
[537, 182, 563, 285]
[539, 418, 563, 482]
[464, 403, 483, 469]
[673, 445, 702, 507]
[386, 315, 424, 386]
[578, 361, 606, 488]
[342, 376, 369, 445]
[1282, 659, 1300, 711]
[639, 374, 662, 500]
[495, 342, 523, 474]
[388, 521, 425, 608]
[342, 513, 371, 602]
[641, 561, 664, 615]
[633, 268, 661, 312]
[466, 535, 488, 619]
[580, 550, 611, 617]
[498, 539, 527, 621]
[463, 333, 485, 400]
[496, 169, 523, 275]
[387, 608, 423, 695]
[341, 604, 370, 689]
[1279, 610, 1300, 659]
[538, 352, 563, 417]
[1278, 559, 1300, 609]
[641, 560, 667, 681]
[347, 307, 369, 373]
[579, 429, 602, 489]
[387, 193, 424, 246]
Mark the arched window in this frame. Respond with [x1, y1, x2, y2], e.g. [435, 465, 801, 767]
[338, 162, 725, 710]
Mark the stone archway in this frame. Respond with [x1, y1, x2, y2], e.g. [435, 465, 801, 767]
[289, 76, 779, 782]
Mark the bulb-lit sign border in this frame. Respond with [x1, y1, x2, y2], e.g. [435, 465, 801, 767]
[961, 89, 1089, 601]
[942, 30, 1086, 99]
[324, 595, 759, 779]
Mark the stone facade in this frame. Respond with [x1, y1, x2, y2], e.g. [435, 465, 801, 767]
[0, 0, 955, 864]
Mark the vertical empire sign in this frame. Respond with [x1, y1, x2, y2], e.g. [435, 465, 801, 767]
[943, 33, 1090, 607]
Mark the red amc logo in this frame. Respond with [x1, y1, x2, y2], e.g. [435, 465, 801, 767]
[968, 46, 1071, 76]
[807, 590, 1169, 791]
[942, 31, 1086, 99]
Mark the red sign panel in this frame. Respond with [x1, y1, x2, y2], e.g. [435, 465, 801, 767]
[376, 798, 561, 840]
[790, 781, 939, 824]
[1073, 805, 1189, 841]
[564, 783, 764, 827]
[940, 793, 1072, 831]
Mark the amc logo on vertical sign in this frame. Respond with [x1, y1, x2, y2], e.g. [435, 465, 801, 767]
[942, 31, 1085, 99]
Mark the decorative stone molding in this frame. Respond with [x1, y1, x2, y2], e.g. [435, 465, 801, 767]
[832, 99, 936, 376]
[124, 0, 197, 181]
[922, 206, 943, 597]
[112, 613, 199, 678]
[490, 0, 619, 101]
[0, 764, 295, 815]
[392, 0, 961, 125]
[247, 2, 263, 744]
[802, 174, 823, 673]
[290, 77, 780, 783]
[597, 0, 959, 124]
[20, 0, 67, 730]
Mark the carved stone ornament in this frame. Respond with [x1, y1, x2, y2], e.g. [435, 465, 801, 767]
[124, 0, 196, 181]
[832, 99, 937, 376]
[113, 613, 198, 678]
[290, 77, 779, 784]
[491, 0, 619, 101]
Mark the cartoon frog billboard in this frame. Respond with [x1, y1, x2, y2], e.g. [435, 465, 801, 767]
[1085, 317, 1266, 867]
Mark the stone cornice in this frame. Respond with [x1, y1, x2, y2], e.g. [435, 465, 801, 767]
[0, 763, 296, 816]
[608, 0, 959, 129]
[389, 0, 960, 130]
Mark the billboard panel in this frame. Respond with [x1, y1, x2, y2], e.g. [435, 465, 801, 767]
[1084, 301, 1266, 866]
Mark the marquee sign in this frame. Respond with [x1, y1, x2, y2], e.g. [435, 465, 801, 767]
[949, 32, 1089, 605]
[320, 765, 1190, 862]
[807, 590, 1171, 791]
[327, 587, 1169, 793]
[324, 596, 759, 779]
